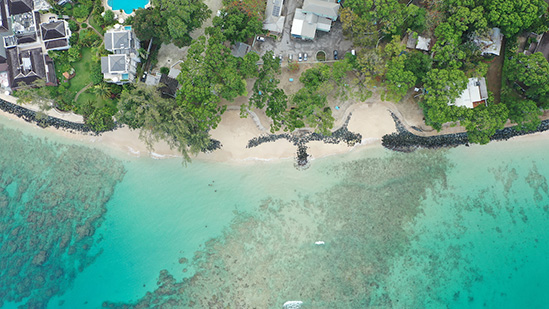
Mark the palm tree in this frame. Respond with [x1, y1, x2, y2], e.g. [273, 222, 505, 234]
[93, 83, 111, 100]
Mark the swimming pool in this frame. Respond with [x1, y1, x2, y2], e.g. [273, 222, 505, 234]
[122, 73, 129, 80]
[108, 0, 149, 14]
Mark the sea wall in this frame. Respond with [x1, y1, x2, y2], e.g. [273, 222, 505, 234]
[0, 98, 100, 134]
[382, 112, 549, 152]
[246, 114, 361, 148]
[246, 114, 362, 168]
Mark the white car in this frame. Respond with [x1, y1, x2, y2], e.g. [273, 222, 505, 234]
[303, 53, 308, 61]
[257, 36, 265, 42]
[298, 53, 303, 62]
[289, 54, 293, 61]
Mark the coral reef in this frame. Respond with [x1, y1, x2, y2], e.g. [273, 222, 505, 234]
[0, 125, 125, 308]
[103, 151, 450, 308]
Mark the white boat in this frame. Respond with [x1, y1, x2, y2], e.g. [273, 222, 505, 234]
[315, 241, 325, 245]
[283, 300, 303, 308]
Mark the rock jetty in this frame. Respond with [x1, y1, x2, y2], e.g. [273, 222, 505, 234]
[0, 98, 223, 153]
[0, 98, 103, 134]
[382, 111, 549, 152]
[247, 114, 362, 169]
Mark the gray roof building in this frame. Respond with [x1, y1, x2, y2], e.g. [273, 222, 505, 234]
[302, 0, 339, 21]
[104, 29, 136, 53]
[474, 27, 503, 56]
[6, 47, 56, 88]
[102, 54, 126, 73]
[534, 32, 549, 62]
[40, 19, 70, 50]
[263, 0, 285, 34]
[406, 34, 432, 51]
[41, 20, 65, 40]
[159, 73, 179, 98]
[0, 0, 9, 32]
[102, 26, 140, 84]
[8, 0, 32, 15]
[231, 42, 251, 58]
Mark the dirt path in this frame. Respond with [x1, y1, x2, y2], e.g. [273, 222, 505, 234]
[486, 38, 505, 104]
[74, 82, 93, 102]
[84, 15, 104, 39]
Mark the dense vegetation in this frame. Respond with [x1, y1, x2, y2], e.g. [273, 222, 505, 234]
[14, 0, 549, 159]
[132, 0, 211, 47]
[342, 0, 549, 143]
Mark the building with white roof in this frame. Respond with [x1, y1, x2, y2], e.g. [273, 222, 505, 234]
[406, 33, 432, 51]
[449, 77, 488, 109]
[291, 0, 338, 40]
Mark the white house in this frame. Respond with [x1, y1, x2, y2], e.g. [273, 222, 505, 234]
[291, 0, 339, 40]
[449, 77, 488, 109]
[101, 26, 140, 84]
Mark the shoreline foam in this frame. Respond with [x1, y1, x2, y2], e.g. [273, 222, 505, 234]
[1, 95, 548, 164]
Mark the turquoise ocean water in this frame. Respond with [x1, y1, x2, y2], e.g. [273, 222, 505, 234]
[1, 114, 549, 308]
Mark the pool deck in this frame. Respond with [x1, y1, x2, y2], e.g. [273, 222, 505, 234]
[103, 0, 151, 18]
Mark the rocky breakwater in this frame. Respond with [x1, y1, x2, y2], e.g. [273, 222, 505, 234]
[0, 98, 111, 134]
[246, 114, 362, 169]
[383, 111, 549, 152]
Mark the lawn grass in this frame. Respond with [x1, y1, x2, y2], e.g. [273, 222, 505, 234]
[68, 47, 94, 94]
[76, 90, 118, 111]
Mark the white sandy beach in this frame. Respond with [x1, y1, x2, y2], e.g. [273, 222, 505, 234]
[0, 92, 400, 163]
[2, 87, 549, 164]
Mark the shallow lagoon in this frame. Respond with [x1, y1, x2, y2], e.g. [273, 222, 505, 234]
[1, 114, 549, 307]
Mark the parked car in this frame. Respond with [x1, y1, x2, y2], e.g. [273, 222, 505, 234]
[279, 55, 283, 64]
[351, 49, 356, 56]
[298, 53, 303, 62]
[333, 50, 339, 60]
[289, 54, 293, 61]
[257, 36, 265, 42]
[303, 53, 308, 61]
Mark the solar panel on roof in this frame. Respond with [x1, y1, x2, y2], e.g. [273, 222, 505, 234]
[272, 6, 280, 17]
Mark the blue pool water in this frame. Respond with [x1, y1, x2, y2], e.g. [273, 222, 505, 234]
[124, 26, 131, 30]
[108, 0, 148, 14]
[121, 73, 129, 80]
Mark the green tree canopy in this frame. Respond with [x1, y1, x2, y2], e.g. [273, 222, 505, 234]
[286, 88, 334, 135]
[421, 68, 468, 129]
[484, 0, 548, 37]
[117, 83, 211, 162]
[176, 29, 253, 132]
[212, 5, 264, 43]
[461, 103, 509, 144]
[245, 51, 288, 132]
[506, 53, 549, 105]
[133, 0, 210, 47]
[384, 54, 417, 102]
[505, 98, 542, 132]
